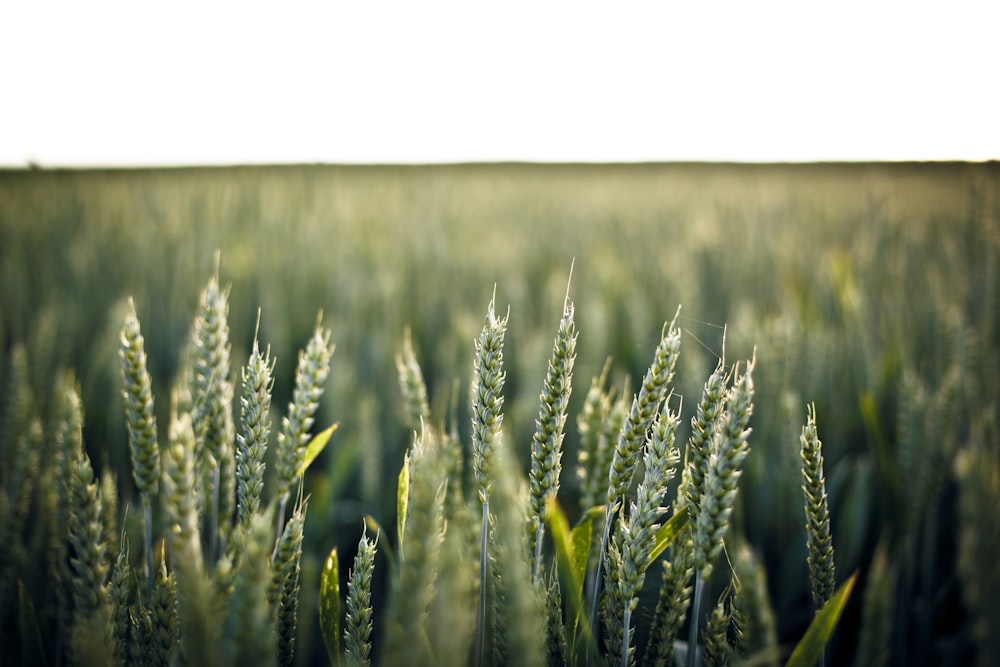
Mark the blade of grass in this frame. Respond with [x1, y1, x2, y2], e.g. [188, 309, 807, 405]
[298, 423, 339, 477]
[320, 547, 341, 667]
[646, 506, 689, 570]
[785, 572, 857, 667]
[545, 496, 597, 658]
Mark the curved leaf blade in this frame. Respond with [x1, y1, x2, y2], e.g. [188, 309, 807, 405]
[786, 572, 857, 667]
[299, 423, 339, 477]
[319, 547, 341, 666]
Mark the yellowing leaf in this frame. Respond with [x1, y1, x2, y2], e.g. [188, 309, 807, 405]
[299, 423, 339, 477]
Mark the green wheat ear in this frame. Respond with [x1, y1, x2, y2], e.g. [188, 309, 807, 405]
[607, 310, 682, 511]
[188, 271, 237, 561]
[344, 527, 378, 667]
[274, 319, 334, 522]
[470, 290, 509, 666]
[396, 326, 431, 431]
[67, 446, 116, 666]
[528, 286, 577, 580]
[801, 403, 835, 612]
[237, 326, 275, 530]
[119, 297, 160, 592]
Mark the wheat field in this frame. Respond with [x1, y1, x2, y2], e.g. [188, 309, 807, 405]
[1, 162, 997, 666]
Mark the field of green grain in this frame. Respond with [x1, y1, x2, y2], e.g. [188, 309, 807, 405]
[1, 162, 998, 666]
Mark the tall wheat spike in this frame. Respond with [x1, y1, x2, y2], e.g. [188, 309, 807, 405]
[576, 359, 614, 512]
[119, 296, 160, 592]
[67, 446, 115, 666]
[272, 502, 307, 667]
[593, 313, 681, 657]
[396, 326, 431, 431]
[225, 508, 277, 666]
[344, 528, 378, 667]
[274, 320, 334, 530]
[800, 403, 835, 612]
[236, 329, 275, 530]
[383, 426, 447, 667]
[608, 401, 681, 666]
[528, 287, 577, 581]
[470, 291, 509, 667]
[689, 358, 754, 667]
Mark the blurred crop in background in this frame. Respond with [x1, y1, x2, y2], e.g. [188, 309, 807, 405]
[1, 161, 997, 665]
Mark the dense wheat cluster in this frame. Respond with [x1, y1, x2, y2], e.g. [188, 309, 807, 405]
[1, 162, 998, 665]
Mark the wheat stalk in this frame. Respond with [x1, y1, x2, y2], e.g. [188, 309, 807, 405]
[576, 358, 614, 512]
[226, 508, 277, 666]
[592, 312, 681, 660]
[274, 320, 334, 530]
[67, 445, 115, 666]
[188, 273, 236, 564]
[701, 591, 731, 667]
[383, 426, 447, 667]
[689, 357, 754, 667]
[611, 401, 681, 666]
[470, 290, 509, 667]
[272, 502, 306, 667]
[528, 288, 577, 581]
[396, 326, 431, 431]
[236, 327, 275, 530]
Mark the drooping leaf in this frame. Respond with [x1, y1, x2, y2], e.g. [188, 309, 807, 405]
[299, 423, 339, 476]
[785, 572, 857, 667]
[319, 547, 341, 666]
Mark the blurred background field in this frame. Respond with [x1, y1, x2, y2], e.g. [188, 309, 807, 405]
[2, 161, 998, 665]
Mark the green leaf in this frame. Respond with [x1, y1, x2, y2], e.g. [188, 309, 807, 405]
[397, 455, 410, 549]
[18, 579, 47, 667]
[785, 572, 857, 667]
[299, 423, 339, 476]
[646, 506, 689, 570]
[545, 497, 598, 657]
[571, 505, 605, 596]
[319, 547, 341, 666]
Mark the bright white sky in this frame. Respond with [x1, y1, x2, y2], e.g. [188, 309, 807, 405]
[2, 2, 998, 166]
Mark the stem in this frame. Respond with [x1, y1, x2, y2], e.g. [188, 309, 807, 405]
[144, 497, 153, 599]
[274, 493, 289, 557]
[622, 605, 632, 667]
[210, 462, 220, 565]
[533, 521, 545, 584]
[687, 571, 703, 667]
[476, 498, 490, 667]
[588, 505, 614, 667]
